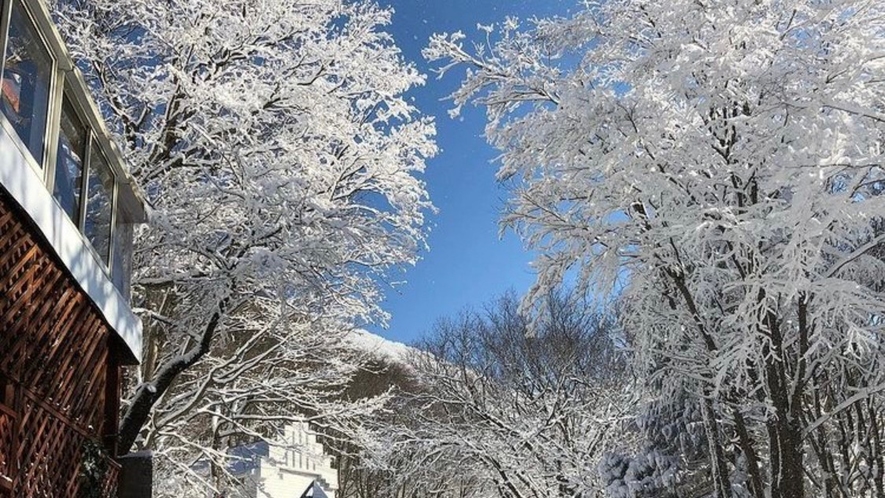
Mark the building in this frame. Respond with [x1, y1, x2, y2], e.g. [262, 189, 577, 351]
[0, 0, 145, 495]
[227, 421, 339, 498]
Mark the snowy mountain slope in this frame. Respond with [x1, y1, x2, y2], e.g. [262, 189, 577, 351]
[343, 329, 415, 364]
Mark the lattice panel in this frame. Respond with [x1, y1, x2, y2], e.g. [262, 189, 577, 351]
[0, 405, 15, 485]
[103, 460, 120, 498]
[0, 407, 13, 496]
[0, 191, 120, 496]
[15, 395, 84, 497]
[0, 201, 110, 430]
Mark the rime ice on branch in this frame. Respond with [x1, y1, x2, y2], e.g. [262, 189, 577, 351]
[427, 1, 885, 497]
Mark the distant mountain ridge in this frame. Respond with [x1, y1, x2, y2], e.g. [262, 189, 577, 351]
[342, 329, 415, 364]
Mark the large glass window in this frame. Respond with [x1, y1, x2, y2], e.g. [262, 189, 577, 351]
[52, 96, 87, 221]
[1, 0, 52, 166]
[83, 142, 115, 267]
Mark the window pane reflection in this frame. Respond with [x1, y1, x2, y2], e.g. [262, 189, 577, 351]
[53, 97, 86, 222]
[1, 1, 52, 165]
[112, 218, 133, 301]
[84, 143, 115, 267]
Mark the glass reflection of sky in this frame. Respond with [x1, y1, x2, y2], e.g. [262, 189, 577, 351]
[1, 2, 52, 165]
[84, 146, 115, 267]
[54, 98, 87, 222]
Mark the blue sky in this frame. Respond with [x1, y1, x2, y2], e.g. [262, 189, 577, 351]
[367, 0, 575, 345]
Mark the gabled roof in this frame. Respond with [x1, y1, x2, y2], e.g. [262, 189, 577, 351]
[299, 481, 329, 498]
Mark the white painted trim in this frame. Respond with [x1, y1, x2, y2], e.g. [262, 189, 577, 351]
[0, 124, 142, 363]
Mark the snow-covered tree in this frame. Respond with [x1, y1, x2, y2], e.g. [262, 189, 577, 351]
[427, 1, 885, 497]
[51, 0, 435, 492]
[364, 292, 633, 497]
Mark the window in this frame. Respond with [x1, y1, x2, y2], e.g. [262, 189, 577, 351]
[112, 215, 133, 300]
[1, 0, 52, 166]
[53, 96, 87, 221]
[83, 142, 115, 267]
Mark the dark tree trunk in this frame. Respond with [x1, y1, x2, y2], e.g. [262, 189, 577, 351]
[118, 300, 227, 453]
[763, 311, 804, 498]
[733, 408, 765, 498]
[703, 397, 733, 498]
[768, 417, 805, 498]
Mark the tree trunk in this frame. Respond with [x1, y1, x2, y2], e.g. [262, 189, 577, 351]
[733, 408, 765, 498]
[760, 306, 805, 498]
[768, 417, 805, 498]
[118, 300, 227, 453]
[703, 397, 733, 498]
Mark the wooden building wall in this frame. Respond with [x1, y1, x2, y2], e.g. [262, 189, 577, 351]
[0, 190, 121, 497]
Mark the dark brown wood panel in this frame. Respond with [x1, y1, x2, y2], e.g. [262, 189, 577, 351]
[0, 190, 120, 497]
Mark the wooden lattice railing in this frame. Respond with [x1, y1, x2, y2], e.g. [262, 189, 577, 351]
[0, 190, 121, 497]
[0, 393, 14, 495]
